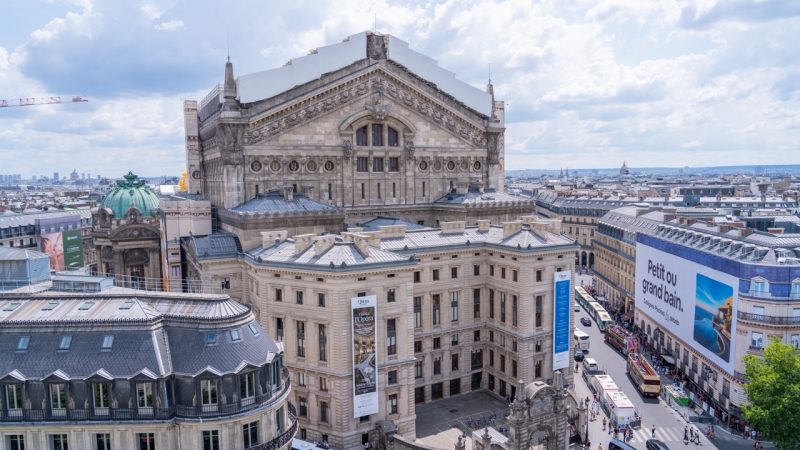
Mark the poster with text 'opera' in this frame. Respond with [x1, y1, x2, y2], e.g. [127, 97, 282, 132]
[635, 241, 738, 376]
[553, 270, 572, 371]
[352, 295, 378, 418]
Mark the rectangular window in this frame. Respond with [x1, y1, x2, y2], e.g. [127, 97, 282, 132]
[432, 295, 441, 325]
[489, 350, 494, 367]
[297, 321, 306, 357]
[414, 340, 422, 353]
[474, 330, 480, 342]
[414, 271, 421, 283]
[372, 124, 384, 146]
[535, 359, 542, 378]
[275, 288, 282, 302]
[299, 396, 308, 417]
[535, 295, 543, 327]
[489, 289, 495, 319]
[422, 181, 426, 197]
[451, 353, 459, 371]
[16, 335, 29, 350]
[512, 295, 518, 327]
[413, 296, 422, 328]
[243, 421, 259, 448]
[388, 127, 399, 146]
[320, 401, 329, 423]
[361, 183, 366, 199]
[240, 373, 256, 403]
[320, 377, 328, 392]
[500, 355, 506, 372]
[501, 267, 506, 279]
[473, 265, 480, 276]
[295, 290, 303, 305]
[51, 435, 69, 450]
[433, 357, 441, 375]
[388, 370, 398, 385]
[357, 156, 369, 172]
[490, 265, 495, 276]
[101, 335, 114, 349]
[388, 394, 398, 414]
[415, 360, 423, 378]
[202, 430, 219, 450]
[373, 157, 384, 172]
[387, 319, 397, 355]
[389, 157, 400, 172]
[318, 293, 325, 307]
[318, 324, 327, 362]
[512, 270, 518, 282]
[328, 183, 333, 200]
[452, 334, 459, 346]
[377, 182, 382, 199]
[751, 332, 764, 349]
[137, 433, 155, 450]
[451, 267, 458, 279]
[473, 288, 481, 318]
[500, 293, 506, 323]
[451, 291, 459, 322]
[137, 382, 154, 409]
[201, 379, 218, 407]
[276, 317, 284, 341]
[93, 383, 109, 409]
[536, 270, 542, 282]
[6, 384, 22, 411]
[387, 288, 396, 302]
[95, 434, 111, 450]
[50, 383, 67, 411]
[356, 126, 368, 146]
[59, 335, 72, 350]
[512, 359, 518, 378]
[432, 269, 440, 281]
[433, 337, 441, 349]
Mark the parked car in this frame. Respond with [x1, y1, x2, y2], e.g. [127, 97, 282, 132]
[574, 303, 581, 312]
[574, 349, 585, 361]
[580, 317, 592, 326]
[645, 439, 670, 450]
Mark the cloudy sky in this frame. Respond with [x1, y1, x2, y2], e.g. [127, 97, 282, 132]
[1, 0, 799, 178]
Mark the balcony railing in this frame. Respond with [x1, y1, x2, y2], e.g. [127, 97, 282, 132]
[0, 375, 290, 423]
[249, 402, 298, 450]
[738, 311, 800, 326]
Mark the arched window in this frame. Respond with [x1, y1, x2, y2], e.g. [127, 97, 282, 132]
[356, 126, 368, 146]
[388, 127, 399, 146]
[354, 123, 401, 147]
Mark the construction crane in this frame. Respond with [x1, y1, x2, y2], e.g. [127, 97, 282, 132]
[0, 96, 88, 108]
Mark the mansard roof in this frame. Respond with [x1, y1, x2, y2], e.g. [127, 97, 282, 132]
[235, 32, 492, 117]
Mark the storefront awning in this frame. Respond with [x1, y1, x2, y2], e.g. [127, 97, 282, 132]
[662, 354, 676, 366]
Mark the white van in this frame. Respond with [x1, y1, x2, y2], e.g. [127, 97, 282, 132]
[582, 357, 599, 373]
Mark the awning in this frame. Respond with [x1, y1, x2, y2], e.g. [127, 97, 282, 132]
[661, 354, 676, 366]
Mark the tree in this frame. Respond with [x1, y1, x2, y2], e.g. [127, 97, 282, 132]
[743, 339, 800, 450]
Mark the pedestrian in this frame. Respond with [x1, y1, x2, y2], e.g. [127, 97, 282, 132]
[614, 426, 618, 439]
[751, 429, 757, 440]
[651, 424, 656, 439]
[597, 444, 603, 450]
[745, 424, 750, 438]
[684, 426, 688, 442]
[602, 417, 606, 431]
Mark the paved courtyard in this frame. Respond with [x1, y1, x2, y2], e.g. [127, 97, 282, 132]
[415, 391, 510, 449]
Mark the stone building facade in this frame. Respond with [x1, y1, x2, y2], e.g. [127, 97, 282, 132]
[181, 217, 580, 448]
[184, 32, 517, 232]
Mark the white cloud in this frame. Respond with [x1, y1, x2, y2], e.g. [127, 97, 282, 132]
[140, 3, 162, 20]
[29, 1, 98, 43]
[154, 20, 184, 31]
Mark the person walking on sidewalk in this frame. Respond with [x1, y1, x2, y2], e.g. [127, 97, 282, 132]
[602, 417, 606, 431]
[651, 424, 656, 439]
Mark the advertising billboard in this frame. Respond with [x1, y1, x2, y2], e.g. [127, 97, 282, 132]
[635, 242, 738, 375]
[351, 295, 378, 417]
[62, 229, 84, 269]
[40, 231, 64, 271]
[552, 270, 572, 371]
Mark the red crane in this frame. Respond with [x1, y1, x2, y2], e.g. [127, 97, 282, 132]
[0, 96, 88, 108]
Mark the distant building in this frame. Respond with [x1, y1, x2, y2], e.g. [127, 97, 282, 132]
[620, 161, 630, 176]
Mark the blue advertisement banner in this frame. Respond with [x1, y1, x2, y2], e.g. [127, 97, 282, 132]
[553, 270, 572, 370]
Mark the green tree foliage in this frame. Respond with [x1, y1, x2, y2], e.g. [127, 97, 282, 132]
[743, 339, 800, 450]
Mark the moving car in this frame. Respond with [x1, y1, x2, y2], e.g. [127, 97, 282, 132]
[574, 349, 585, 362]
[645, 439, 670, 450]
[574, 303, 581, 312]
[580, 317, 592, 327]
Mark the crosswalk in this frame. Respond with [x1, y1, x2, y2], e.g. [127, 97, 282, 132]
[608, 426, 739, 444]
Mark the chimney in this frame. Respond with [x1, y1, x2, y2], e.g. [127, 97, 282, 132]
[502, 221, 523, 239]
[313, 235, 336, 256]
[456, 182, 468, 196]
[477, 220, 490, 232]
[353, 235, 371, 257]
[260, 230, 288, 248]
[292, 233, 316, 255]
[441, 221, 466, 235]
[378, 224, 407, 239]
[282, 186, 294, 201]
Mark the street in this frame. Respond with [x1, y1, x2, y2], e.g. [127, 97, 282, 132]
[573, 300, 762, 450]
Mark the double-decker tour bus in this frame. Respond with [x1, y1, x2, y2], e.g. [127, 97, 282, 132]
[627, 352, 661, 397]
[605, 324, 639, 354]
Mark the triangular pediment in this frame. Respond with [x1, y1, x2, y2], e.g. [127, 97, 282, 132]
[244, 65, 489, 148]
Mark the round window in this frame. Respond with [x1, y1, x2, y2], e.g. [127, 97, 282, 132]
[324, 161, 335, 172]
[270, 160, 281, 172]
[191, 170, 201, 180]
[250, 160, 262, 172]
[288, 160, 300, 172]
[473, 161, 482, 171]
[419, 161, 428, 171]
[447, 161, 456, 171]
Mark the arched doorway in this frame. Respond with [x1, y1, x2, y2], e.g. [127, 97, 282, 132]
[580, 252, 587, 267]
[588, 252, 595, 269]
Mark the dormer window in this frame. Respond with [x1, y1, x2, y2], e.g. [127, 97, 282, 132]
[101, 335, 114, 350]
[792, 279, 800, 298]
[16, 336, 29, 351]
[751, 277, 769, 296]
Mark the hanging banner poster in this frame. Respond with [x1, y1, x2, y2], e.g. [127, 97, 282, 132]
[352, 295, 378, 417]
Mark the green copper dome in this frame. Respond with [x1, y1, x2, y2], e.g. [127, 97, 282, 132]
[101, 172, 160, 218]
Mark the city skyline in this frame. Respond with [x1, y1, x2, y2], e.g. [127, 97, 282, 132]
[1, 1, 799, 177]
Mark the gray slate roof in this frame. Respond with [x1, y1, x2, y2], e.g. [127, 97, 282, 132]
[185, 232, 242, 259]
[230, 191, 339, 214]
[356, 216, 429, 232]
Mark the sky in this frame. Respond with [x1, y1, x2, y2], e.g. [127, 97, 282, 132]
[1, 0, 799, 178]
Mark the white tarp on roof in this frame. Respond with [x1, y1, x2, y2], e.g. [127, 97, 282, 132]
[236, 32, 492, 117]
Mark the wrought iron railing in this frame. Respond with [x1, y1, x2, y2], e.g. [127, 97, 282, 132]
[248, 402, 297, 450]
[738, 311, 800, 326]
